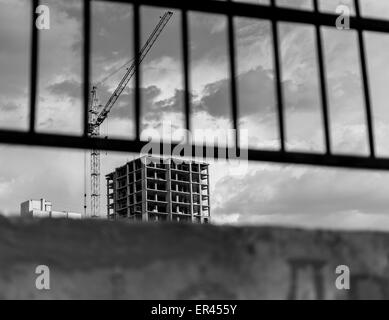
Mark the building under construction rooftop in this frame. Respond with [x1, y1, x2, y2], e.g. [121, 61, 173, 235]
[106, 156, 210, 223]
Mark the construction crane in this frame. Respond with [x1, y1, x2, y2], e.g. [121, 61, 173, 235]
[86, 11, 174, 218]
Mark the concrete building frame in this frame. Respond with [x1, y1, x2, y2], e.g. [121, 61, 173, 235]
[106, 156, 210, 223]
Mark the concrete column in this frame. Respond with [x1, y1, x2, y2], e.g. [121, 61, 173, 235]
[167, 160, 172, 221]
[106, 177, 110, 219]
[199, 174, 203, 222]
[141, 161, 148, 222]
[114, 173, 117, 220]
[189, 162, 194, 222]
[206, 165, 210, 223]
[126, 164, 129, 218]
[132, 162, 136, 218]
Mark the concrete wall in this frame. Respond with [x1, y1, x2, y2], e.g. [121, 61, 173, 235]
[21, 210, 51, 218]
[20, 210, 82, 219]
[20, 201, 30, 218]
[0, 216, 388, 299]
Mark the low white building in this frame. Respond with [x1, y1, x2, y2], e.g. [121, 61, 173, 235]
[20, 199, 82, 219]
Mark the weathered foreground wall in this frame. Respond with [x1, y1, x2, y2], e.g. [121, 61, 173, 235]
[0, 216, 389, 300]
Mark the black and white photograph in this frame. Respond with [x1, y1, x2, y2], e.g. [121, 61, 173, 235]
[1, 0, 389, 305]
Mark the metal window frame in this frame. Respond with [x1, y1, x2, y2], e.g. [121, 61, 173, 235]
[2, 0, 389, 171]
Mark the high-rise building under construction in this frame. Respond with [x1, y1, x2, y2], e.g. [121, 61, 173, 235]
[106, 156, 210, 223]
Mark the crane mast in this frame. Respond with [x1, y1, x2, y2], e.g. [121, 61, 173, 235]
[87, 11, 173, 218]
[88, 86, 101, 218]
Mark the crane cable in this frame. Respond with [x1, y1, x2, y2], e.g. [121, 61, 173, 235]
[96, 57, 135, 88]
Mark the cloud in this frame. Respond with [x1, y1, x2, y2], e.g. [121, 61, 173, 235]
[144, 88, 183, 122]
[200, 66, 275, 118]
[212, 213, 241, 225]
[276, 0, 313, 10]
[94, 84, 161, 120]
[197, 65, 321, 119]
[0, 0, 84, 133]
[1, 101, 21, 113]
[234, 211, 389, 232]
[47, 80, 81, 100]
[0, 98, 27, 130]
[213, 164, 389, 219]
[0, 0, 30, 100]
[189, 13, 229, 64]
[0, 177, 15, 198]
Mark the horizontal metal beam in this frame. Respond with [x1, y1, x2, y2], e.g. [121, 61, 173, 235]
[9, 0, 389, 173]
[1, 130, 389, 171]
[99, 0, 389, 33]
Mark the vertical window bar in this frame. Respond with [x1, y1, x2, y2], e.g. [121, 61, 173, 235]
[29, 0, 40, 133]
[270, 0, 286, 152]
[313, 0, 331, 154]
[181, 10, 191, 137]
[83, 0, 91, 138]
[354, 0, 375, 158]
[133, 3, 141, 141]
[226, 0, 239, 148]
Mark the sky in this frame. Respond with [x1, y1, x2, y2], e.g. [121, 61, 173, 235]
[2, 0, 389, 230]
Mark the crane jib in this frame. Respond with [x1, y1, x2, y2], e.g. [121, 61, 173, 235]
[93, 11, 173, 128]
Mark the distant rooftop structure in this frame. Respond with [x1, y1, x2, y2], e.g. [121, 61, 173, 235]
[20, 199, 82, 219]
[106, 156, 210, 223]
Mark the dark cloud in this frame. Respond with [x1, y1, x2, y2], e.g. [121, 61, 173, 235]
[198, 65, 322, 118]
[90, 84, 162, 121]
[200, 66, 276, 118]
[1, 102, 20, 112]
[95, 62, 328, 125]
[38, 117, 54, 128]
[47, 80, 81, 100]
[145, 89, 186, 120]
[95, 83, 187, 124]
